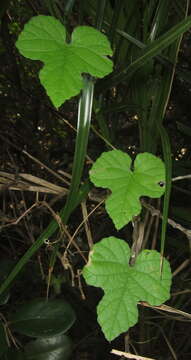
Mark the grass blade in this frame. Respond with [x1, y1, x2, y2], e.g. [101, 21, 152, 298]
[99, 15, 191, 89]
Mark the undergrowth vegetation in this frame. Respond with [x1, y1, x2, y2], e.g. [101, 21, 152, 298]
[0, 1, 191, 359]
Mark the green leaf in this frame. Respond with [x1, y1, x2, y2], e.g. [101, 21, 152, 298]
[10, 298, 76, 338]
[24, 335, 72, 360]
[83, 236, 172, 341]
[16, 15, 113, 107]
[90, 150, 165, 229]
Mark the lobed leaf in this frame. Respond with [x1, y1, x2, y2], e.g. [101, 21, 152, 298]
[90, 150, 165, 229]
[83, 237, 172, 341]
[16, 15, 113, 107]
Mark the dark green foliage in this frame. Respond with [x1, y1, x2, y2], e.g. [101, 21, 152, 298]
[0, 1, 191, 359]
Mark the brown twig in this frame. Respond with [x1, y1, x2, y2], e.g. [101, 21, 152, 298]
[111, 349, 156, 360]
[172, 174, 191, 182]
[139, 302, 191, 320]
[141, 200, 191, 241]
[0, 134, 71, 186]
[63, 198, 105, 259]
[172, 258, 191, 277]
[22, 149, 71, 185]
[0, 171, 68, 195]
[81, 201, 94, 249]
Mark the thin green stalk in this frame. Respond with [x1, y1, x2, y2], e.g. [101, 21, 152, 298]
[158, 125, 172, 269]
[63, 76, 94, 217]
[142, 0, 158, 42]
[95, 0, 107, 30]
[39, 75, 94, 283]
[64, 0, 76, 15]
[45, 0, 64, 24]
[149, 0, 170, 41]
[94, 97, 112, 144]
[113, 2, 139, 67]
[108, 0, 123, 47]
